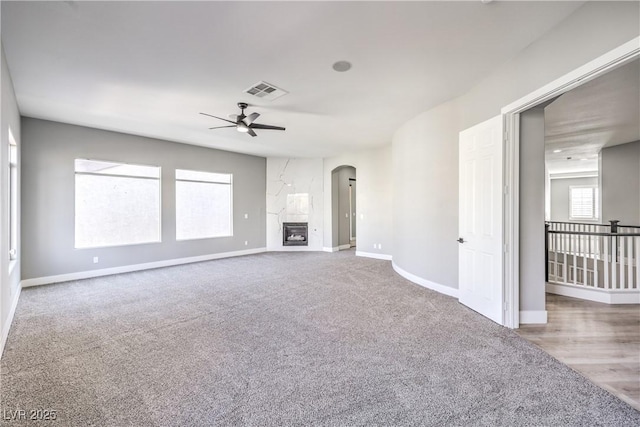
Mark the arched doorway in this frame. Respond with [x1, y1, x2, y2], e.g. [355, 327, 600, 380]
[331, 165, 356, 250]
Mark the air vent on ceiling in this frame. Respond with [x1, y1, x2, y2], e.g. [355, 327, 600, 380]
[243, 81, 288, 101]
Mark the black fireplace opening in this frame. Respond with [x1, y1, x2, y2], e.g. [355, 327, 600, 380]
[283, 222, 308, 246]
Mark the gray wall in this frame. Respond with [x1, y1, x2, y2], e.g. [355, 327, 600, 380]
[391, 1, 639, 292]
[21, 118, 266, 279]
[392, 100, 459, 287]
[1, 42, 21, 349]
[519, 107, 546, 312]
[601, 140, 640, 225]
[550, 177, 599, 222]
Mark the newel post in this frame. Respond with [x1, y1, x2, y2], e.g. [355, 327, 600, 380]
[545, 223, 550, 282]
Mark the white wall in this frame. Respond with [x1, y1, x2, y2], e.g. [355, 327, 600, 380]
[323, 146, 393, 258]
[0, 42, 21, 354]
[266, 158, 324, 251]
[390, 1, 639, 294]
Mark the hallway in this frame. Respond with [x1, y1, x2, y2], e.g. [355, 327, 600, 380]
[517, 294, 640, 410]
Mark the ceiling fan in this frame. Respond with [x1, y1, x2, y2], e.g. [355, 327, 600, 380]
[200, 102, 285, 137]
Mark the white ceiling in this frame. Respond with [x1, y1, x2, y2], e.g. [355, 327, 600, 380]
[2, 1, 585, 158]
[544, 59, 640, 174]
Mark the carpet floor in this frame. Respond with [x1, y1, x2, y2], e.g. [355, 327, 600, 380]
[1, 250, 639, 426]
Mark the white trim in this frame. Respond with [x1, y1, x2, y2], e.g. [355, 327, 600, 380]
[355, 251, 392, 261]
[322, 247, 339, 253]
[392, 262, 459, 298]
[501, 36, 640, 330]
[549, 171, 598, 180]
[1, 283, 22, 358]
[501, 37, 640, 115]
[519, 310, 548, 325]
[338, 244, 351, 251]
[546, 283, 640, 304]
[20, 248, 267, 288]
[503, 113, 520, 329]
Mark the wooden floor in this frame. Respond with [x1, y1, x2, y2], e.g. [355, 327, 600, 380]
[517, 294, 640, 411]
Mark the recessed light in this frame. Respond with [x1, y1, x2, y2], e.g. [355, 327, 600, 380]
[553, 149, 562, 153]
[332, 61, 352, 72]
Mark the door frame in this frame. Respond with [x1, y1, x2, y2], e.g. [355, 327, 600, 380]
[501, 37, 639, 329]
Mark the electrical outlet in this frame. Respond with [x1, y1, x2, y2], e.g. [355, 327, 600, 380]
[379, 244, 382, 250]
[93, 256, 99, 264]
[373, 244, 377, 249]
[244, 213, 248, 219]
[244, 241, 248, 246]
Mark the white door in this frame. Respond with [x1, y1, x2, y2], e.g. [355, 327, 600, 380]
[459, 115, 504, 324]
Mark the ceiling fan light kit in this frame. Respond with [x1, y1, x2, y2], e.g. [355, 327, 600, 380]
[200, 102, 286, 138]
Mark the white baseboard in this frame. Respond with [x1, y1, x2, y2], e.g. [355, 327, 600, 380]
[546, 283, 640, 304]
[322, 247, 339, 253]
[1, 283, 22, 358]
[519, 310, 548, 324]
[392, 262, 459, 298]
[21, 248, 267, 288]
[338, 244, 351, 250]
[356, 251, 392, 261]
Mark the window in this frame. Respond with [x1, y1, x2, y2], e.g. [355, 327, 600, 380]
[570, 185, 599, 220]
[175, 169, 232, 240]
[8, 129, 17, 260]
[75, 159, 161, 248]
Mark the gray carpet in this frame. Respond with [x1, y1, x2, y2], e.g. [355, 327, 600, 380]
[2, 250, 639, 426]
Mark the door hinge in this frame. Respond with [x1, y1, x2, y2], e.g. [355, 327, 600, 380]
[503, 243, 509, 253]
[503, 185, 509, 195]
[503, 301, 509, 312]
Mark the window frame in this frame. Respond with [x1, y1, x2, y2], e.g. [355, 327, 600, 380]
[175, 168, 233, 241]
[569, 184, 599, 221]
[74, 158, 162, 249]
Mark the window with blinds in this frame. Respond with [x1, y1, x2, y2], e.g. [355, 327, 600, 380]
[569, 186, 599, 220]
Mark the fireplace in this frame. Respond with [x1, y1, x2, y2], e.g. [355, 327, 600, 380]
[283, 222, 308, 246]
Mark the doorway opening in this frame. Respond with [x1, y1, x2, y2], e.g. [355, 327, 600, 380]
[331, 165, 356, 251]
[505, 42, 640, 410]
[501, 37, 639, 329]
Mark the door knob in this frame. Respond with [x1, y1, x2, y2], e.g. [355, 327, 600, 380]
[457, 238, 465, 244]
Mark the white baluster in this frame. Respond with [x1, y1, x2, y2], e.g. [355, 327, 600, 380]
[619, 236, 625, 290]
[633, 237, 640, 289]
[627, 236, 633, 290]
[604, 236, 610, 290]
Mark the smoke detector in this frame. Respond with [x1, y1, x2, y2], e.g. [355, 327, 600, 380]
[243, 81, 288, 101]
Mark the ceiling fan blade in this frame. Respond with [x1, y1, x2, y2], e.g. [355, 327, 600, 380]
[246, 112, 260, 125]
[199, 112, 236, 125]
[208, 125, 236, 130]
[250, 123, 286, 131]
[247, 128, 257, 137]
